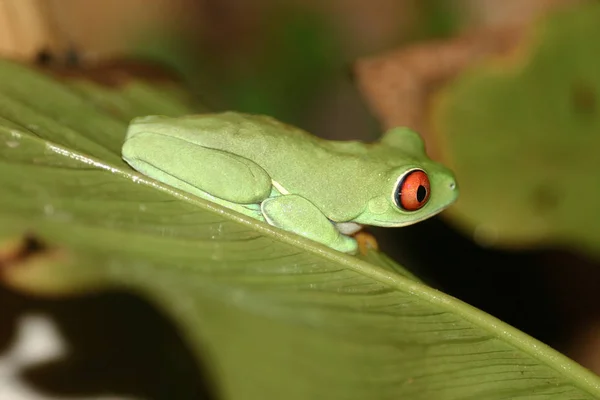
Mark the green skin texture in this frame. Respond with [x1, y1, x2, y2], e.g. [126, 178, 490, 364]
[121, 112, 458, 254]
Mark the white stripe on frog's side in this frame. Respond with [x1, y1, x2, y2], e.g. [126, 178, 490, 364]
[271, 180, 290, 195]
[335, 222, 363, 235]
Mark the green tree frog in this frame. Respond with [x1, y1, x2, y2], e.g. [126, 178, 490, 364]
[122, 112, 458, 254]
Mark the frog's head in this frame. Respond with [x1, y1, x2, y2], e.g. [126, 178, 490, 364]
[354, 127, 459, 227]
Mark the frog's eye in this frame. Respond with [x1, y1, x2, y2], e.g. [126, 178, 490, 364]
[395, 169, 430, 211]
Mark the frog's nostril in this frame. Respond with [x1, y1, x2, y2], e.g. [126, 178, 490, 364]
[449, 181, 456, 190]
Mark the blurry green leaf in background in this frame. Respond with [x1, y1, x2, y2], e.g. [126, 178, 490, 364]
[432, 3, 600, 260]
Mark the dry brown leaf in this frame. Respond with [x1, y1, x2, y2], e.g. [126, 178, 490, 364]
[353, 26, 524, 159]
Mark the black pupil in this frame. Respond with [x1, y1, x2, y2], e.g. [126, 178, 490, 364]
[416, 185, 427, 202]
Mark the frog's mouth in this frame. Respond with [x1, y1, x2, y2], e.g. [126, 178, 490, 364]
[371, 204, 451, 227]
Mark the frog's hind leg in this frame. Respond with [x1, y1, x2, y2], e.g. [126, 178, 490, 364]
[185, 186, 265, 221]
[122, 133, 273, 205]
[261, 195, 357, 254]
[122, 133, 277, 220]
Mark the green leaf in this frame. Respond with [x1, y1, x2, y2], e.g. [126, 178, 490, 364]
[433, 4, 600, 259]
[1, 59, 599, 399]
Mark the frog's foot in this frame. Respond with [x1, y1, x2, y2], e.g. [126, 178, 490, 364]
[354, 231, 379, 255]
[261, 195, 358, 254]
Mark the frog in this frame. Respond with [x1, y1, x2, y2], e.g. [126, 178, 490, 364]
[121, 112, 458, 254]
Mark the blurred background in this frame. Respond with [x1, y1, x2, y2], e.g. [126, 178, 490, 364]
[0, 0, 582, 138]
[1, 0, 599, 399]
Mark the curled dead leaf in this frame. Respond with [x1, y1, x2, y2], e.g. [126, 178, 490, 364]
[0, 233, 75, 296]
[0, 233, 51, 270]
[353, 26, 523, 160]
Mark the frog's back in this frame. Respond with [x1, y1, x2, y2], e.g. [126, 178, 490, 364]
[131, 112, 398, 174]
[187, 112, 312, 147]
[173, 112, 350, 165]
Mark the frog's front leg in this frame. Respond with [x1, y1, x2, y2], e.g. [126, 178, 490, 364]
[261, 195, 358, 254]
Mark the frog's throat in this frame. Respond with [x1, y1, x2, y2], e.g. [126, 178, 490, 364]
[335, 222, 363, 236]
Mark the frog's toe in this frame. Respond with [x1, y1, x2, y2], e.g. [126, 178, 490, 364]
[332, 235, 358, 255]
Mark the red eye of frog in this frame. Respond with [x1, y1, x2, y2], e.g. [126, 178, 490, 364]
[395, 169, 431, 211]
